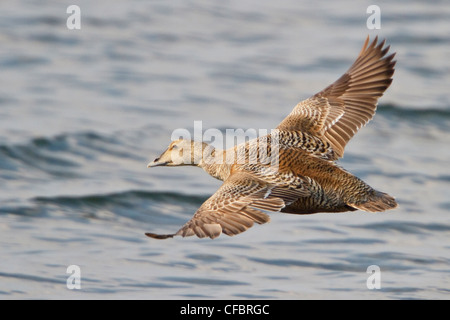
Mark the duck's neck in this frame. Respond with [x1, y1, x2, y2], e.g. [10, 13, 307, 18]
[198, 147, 233, 181]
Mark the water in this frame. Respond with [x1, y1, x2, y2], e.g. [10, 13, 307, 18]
[1, 0, 449, 299]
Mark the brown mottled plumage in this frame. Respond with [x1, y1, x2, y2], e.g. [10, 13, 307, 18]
[146, 36, 398, 239]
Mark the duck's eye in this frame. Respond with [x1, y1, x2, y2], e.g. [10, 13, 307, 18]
[171, 145, 178, 150]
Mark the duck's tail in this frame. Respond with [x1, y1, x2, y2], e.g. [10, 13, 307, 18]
[350, 190, 398, 212]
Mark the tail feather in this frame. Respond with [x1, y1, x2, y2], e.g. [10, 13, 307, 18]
[350, 191, 398, 212]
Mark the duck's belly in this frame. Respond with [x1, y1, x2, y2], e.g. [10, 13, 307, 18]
[281, 198, 357, 215]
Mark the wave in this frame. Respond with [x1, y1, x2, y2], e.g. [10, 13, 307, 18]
[349, 220, 450, 235]
[33, 190, 207, 208]
[0, 131, 146, 177]
[377, 103, 450, 118]
[0, 190, 208, 226]
[0, 136, 79, 176]
[32, 190, 206, 222]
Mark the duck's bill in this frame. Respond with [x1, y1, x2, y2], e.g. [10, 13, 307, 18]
[147, 160, 169, 168]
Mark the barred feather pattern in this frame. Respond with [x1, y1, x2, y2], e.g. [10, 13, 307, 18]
[146, 36, 398, 240]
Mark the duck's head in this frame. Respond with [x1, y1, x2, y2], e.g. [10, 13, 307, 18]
[147, 139, 210, 168]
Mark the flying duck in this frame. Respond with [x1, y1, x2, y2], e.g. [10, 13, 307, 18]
[146, 36, 397, 239]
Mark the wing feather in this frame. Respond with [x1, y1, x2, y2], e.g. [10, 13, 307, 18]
[277, 36, 396, 159]
[145, 171, 308, 239]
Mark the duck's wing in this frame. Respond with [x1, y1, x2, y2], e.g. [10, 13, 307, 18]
[277, 36, 396, 159]
[145, 171, 309, 239]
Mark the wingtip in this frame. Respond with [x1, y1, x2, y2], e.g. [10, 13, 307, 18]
[145, 232, 175, 239]
[360, 35, 371, 54]
[362, 35, 391, 55]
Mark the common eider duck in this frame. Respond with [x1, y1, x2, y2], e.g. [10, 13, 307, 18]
[146, 36, 398, 239]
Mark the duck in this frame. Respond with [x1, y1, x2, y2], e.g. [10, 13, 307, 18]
[146, 36, 398, 239]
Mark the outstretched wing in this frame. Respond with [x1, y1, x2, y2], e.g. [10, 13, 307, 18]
[146, 171, 309, 239]
[277, 36, 396, 159]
